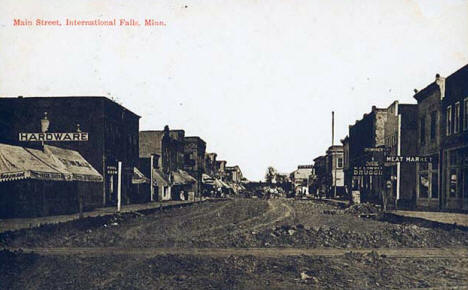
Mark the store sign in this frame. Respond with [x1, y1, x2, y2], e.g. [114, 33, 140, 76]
[386, 156, 432, 163]
[106, 166, 118, 175]
[19, 132, 88, 142]
[353, 166, 383, 176]
[0, 171, 25, 180]
[365, 161, 381, 167]
[364, 147, 390, 153]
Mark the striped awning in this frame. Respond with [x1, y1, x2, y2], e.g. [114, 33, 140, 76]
[0, 143, 102, 183]
[132, 167, 150, 184]
[202, 173, 215, 185]
[172, 170, 196, 185]
[152, 169, 170, 187]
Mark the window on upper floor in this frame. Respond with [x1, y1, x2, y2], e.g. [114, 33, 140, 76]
[420, 117, 426, 145]
[446, 106, 452, 136]
[337, 157, 343, 168]
[454, 102, 460, 134]
[464, 97, 468, 131]
[430, 111, 437, 141]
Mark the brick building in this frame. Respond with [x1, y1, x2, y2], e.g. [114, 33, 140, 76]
[348, 106, 388, 203]
[413, 76, 445, 209]
[0, 96, 140, 206]
[384, 101, 418, 208]
[204, 153, 218, 177]
[184, 136, 206, 196]
[215, 160, 227, 181]
[225, 165, 243, 183]
[340, 136, 351, 195]
[139, 127, 197, 201]
[441, 65, 468, 210]
[312, 155, 327, 196]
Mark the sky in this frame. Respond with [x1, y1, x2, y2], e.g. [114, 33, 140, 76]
[1, 0, 467, 181]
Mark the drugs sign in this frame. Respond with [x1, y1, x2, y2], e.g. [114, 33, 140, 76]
[19, 132, 88, 142]
[353, 166, 383, 176]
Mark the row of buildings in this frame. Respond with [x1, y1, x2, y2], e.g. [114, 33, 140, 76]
[0, 96, 246, 218]
[311, 64, 468, 211]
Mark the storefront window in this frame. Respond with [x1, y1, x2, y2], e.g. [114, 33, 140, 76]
[449, 169, 457, 198]
[464, 169, 468, 199]
[431, 172, 438, 198]
[447, 106, 452, 136]
[419, 173, 429, 198]
[464, 97, 468, 131]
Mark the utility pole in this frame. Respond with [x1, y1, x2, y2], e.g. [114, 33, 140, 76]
[332, 111, 337, 198]
[150, 154, 154, 202]
[117, 161, 122, 212]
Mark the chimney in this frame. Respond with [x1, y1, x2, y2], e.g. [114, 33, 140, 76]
[414, 89, 418, 94]
[435, 74, 446, 100]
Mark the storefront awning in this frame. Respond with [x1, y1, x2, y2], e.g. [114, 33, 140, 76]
[202, 173, 215, 185]
[45, 145, 103, 182]
[152, 169, 170, 187]
[132, 167, 150, 184]
[172, 170, 196, 185]
[217, 179, 231, 189]
[0, 143, 102, 183]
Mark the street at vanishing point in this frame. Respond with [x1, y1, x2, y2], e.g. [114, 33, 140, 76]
[1, 198, 468, 289]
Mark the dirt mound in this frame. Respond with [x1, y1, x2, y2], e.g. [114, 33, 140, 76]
[344, 203, 380, 215]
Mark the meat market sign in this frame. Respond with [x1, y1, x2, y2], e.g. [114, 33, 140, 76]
[19, 132, 88, 142]
[385, 156, 432, 163]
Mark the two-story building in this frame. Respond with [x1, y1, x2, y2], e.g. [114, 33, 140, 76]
[325, 145, 345, 198]
[442, 65, 468, 210]
[184, 136, 206, 196]
[348, 106, 388, 203]
[384, 101, 418, 208]
[413, 76, 445, 209]
[0, 96, 140, 207]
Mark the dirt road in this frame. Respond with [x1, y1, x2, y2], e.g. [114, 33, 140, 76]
[1, 198, 468, 289]
[11, 246, 468, 258]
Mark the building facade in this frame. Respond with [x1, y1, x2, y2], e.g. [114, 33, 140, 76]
[312, 155, 327, 196]
[0, 96, 140, 206]
[413, 76, 445, 209]
[340, 136, 351, 196]
[184, 136, 206, 196]
[384, 101, 418, 208]
[348, 106, 388, 203]
[441, 65, 468, 210]
[326, 145, 345, 197]
[291, 165, 314, 195]
[204, 153, 218, 177]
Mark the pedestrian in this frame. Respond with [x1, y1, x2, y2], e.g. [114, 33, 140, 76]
[179, 190, 185, 201]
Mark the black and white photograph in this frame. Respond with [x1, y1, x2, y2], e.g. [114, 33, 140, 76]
[0, 0, 468, 289]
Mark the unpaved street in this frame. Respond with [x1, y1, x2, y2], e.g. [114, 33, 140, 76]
[1, 198, 468, 289]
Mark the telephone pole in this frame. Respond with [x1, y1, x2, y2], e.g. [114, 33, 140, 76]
[332, 111, 337, 198]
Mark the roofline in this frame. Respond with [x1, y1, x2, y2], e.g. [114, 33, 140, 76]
[0, 96, 141, 118]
